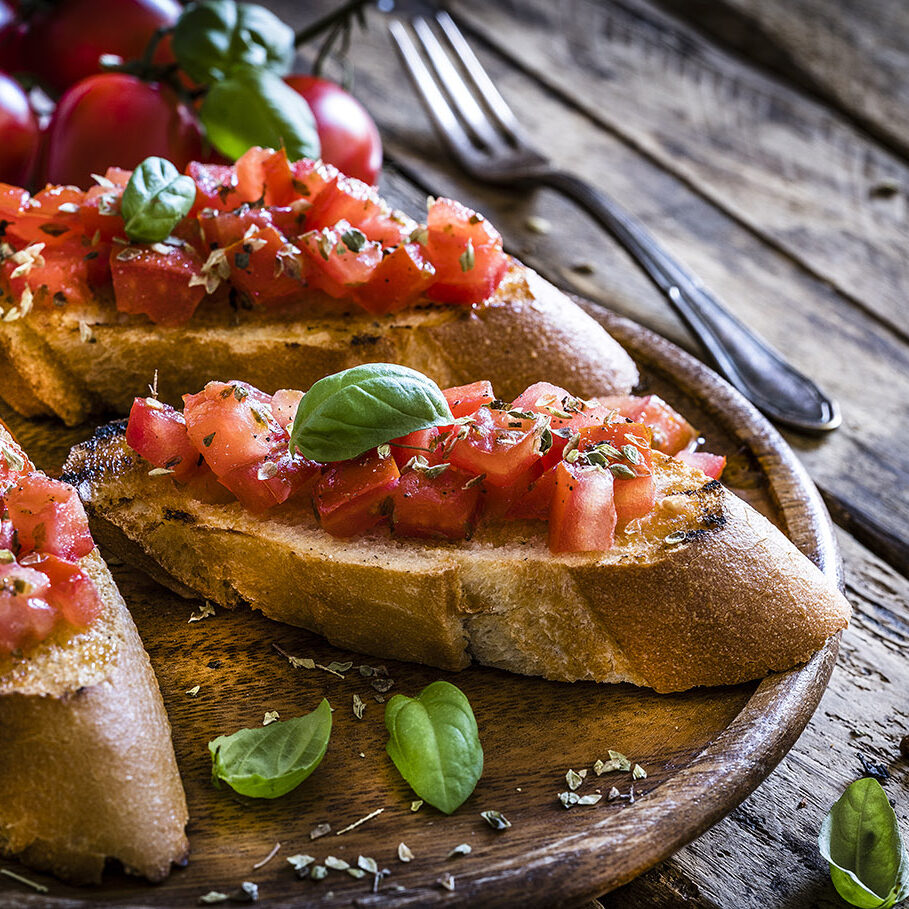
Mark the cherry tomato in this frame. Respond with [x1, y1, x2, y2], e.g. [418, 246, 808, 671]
[285, 75, 382, 184]
[0, 2, 27, 75]
[0, 71, 38, 184]
[44, 74, 202, 188]
[25, 0, 180, 94]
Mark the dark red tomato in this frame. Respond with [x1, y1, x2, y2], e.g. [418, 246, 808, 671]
[0, 561, 55, 656]
[448, 407, 542, 488]
[424, 197, 509, 304]
[285, 75, 382, 185]
[443, 381, 494, 419]
[353, 243, 435, 315]
[110, 243, 206, 325]
[603, 394, 697, 455]
[5, 475, 94, 560]
[20, 551, 102, 628]
[0, 2, 28, 76]
[392, 467, 480, 540]
[44, 74, 202, 189]
[270, 389, 303, 430]
[125, 396, 203, 481]
[508, 465, 558, 520]
[305, 174, 405, 247]
[313, 450, 400, 537]
[26, 0, 180, 94]
[549, 461, 617, 554]
[219, 450, 319, 513]
[675, 449, 726, 480]
[298, 224, 383, 298]
[0, 71, 38, 185]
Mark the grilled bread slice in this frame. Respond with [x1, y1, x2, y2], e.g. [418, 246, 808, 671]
[0, 263, 638, 426]
[63, 424, 850, 693]
[0, 429, 189, 884]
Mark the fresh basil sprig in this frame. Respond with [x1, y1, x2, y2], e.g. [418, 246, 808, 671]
[200, 65, 320, 162]
[289, 364, 453, 463]
[819, 777, 909, 908]
[384, 680, 483, 815]
[209, 698, 331, 799]
[172, 0, 294, 84]
[121, 157, 196, 244]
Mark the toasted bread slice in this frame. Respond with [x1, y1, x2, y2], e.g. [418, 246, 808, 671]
[0, 432, 189, 884]
[64, 424, 849, 693]
[0, 263, 638, 426]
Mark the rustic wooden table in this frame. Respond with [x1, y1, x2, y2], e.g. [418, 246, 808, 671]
[266, 0, 909, 905]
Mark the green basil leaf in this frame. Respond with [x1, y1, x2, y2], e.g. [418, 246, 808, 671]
[121, 156, 196, 244]
[384, 680, 483, 815]
[200, 65, 320, 162]
[819, 778, 909, 908]
[209, 698, 331, 799]
[172, 0, 294, 84]
[289, 364, 453, 462]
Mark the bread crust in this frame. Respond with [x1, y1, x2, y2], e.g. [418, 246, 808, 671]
[64, 426, 850, 694]
[0, 262, 638, 425]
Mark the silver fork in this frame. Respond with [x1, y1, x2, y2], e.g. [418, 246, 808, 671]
[389, 12, 841, 433]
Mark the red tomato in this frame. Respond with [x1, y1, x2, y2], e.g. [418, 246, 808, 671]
[298, 223, 383, 298]
[603, 394, 697, 455]
[5, 475, 94, 560]
[233, 146, 299, 207]
[125, 396, 203, 481]
[0, 519, 13, 551]
[219, 450, 319, 513]
[20, 551, 102, 628]
[25, 0, 180, 94]
[313, 450, 400, 537]
[0, 433, 33, 492]
[424, 197, 509, 304]
[186, 161, 239, 214]
[508, 465, 558, 520]
[305, 174, 405, 247]
[389, 426, 443, 469]
[110, 243, 206, 325]
[443, 381, 494, 418]
[224, 224, 303, 308]
[285, 75, 382, 185]
[549, 462, 617, 554]
[353, 243, 435, 315]
[675, 449, 726, 480]
[0, 561, 55, 656]
[392, 467, 481, 539]
[0, 71, 38, 185]
[270, 389, 303, 430]
[0, 4, 28, 76]
[44, 74, 202, 189]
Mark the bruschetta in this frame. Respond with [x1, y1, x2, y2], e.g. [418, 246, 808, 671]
[0, 148, 637, 425]
[62, 369, 850, 693]
[0, 424, 188, 884]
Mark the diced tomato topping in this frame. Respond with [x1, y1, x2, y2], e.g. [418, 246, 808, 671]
[224, 224, 303, 308]
[507, 466, 558, 520]
[549, 462, 617, 554]
[125, 397, 203, 481]
[0, 183, 29, 217]
[443, 381, 494, 418]
[186, 161, 238, 214]
[389, 426, 443, 469]
[675, 449, 726, 480]
[603, 394, 698, 455]
[20, 552, 102, 628]
[271, 389, 304, 429]
[298, 223, 383, 297]
[289, 158, 338, 202]
[233, 147, 299, 207]
[0, 519, 14, 551]
[218, 450, 320, 512]
[392, 467, 481, 539]
[2, 234, 95, 307]
[313, 450, 400, 537]
[305, 174, 407, 247]
[0, 562, 55, 656]
[110, 244, 206, 325]
[198, 205, 274, 250]
[353, 243, 435, 314]
[5, 475, 94, 560]
[424, 197, 509, 304]
[0, 437, 33, 493]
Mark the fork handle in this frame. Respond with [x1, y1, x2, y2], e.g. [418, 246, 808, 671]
[543, 170, 840, 432]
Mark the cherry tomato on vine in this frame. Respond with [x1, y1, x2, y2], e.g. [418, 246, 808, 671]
[23, 0, 180, 94]
[0, 71, 39, 185]
[43, 74, 202, 188]
[285, 75, 382, 185]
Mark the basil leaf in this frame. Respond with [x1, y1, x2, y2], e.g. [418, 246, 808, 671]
[209, 698, 331, 799]
[121, 157, 196, 244]
[819, 777, 909, 908]
[172, 0, 294, 84]
[200, 65, 320, 162]
[290, 364, 453, 463]
[384, 680, 483, 815]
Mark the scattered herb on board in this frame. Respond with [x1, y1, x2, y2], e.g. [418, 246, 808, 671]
[384, 680, 483, 814]
[0, 868, 48, 893]
[335, 807, 384, 835]
[481, 809, 512, 830]
[447, 843, 472, 859]
[819, 777, 909, 908]
[398, 842, 414, 862]
[188, 601, 216, 623]
[209, 699, 331, 798]
[309, 823, 331, 840]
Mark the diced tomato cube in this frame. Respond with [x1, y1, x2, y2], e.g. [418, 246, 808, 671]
[298, 223, 383, 298]
[0, 436, 33, 493]
[110, 244, 206, 325]
[186, 161, 239, 214]
[125, 397, 203, 480]
[219, 450, 320, 512]
[549, 462, 617, 554]
[353, 243, 435, 314]
[390, 426, 443, 469]
[224, 223, 303, 308]
[602, 394, 697, 455]
[289, 158, 338, 203]
[391, 467, 481, 539]
[2, 237, 95, 307]
[305, 174, 407, 247]
[5, 476, 94, 560]
[20, 552, 102, 628]
[80, 179, 126, 243]
[0, 183, 29, 217]
[271, 389, 304, 429]
[424, 197, 509, 304]
[198, 206, 274, 250]
[0, 562, 55, 656]
[443, 381, 494, 418]
[313, 450, 400, 537]
[233, 147, 298, 207]
[508, 465, 558, 520]
[675, 449, 726, 480]
[0, 519, 14, 551]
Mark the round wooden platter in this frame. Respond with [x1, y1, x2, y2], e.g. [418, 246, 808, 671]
[0, 303, 842, 909]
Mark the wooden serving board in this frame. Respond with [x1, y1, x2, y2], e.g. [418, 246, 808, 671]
[0, 304, 842, 908]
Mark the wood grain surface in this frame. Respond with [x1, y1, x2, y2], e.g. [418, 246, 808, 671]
[0, 310, 841, 907]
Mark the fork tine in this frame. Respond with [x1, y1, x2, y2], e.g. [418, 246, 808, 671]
[410, 17, 504, 151]
[434, 11, 531, 145]
[388, 20, 477, 163]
